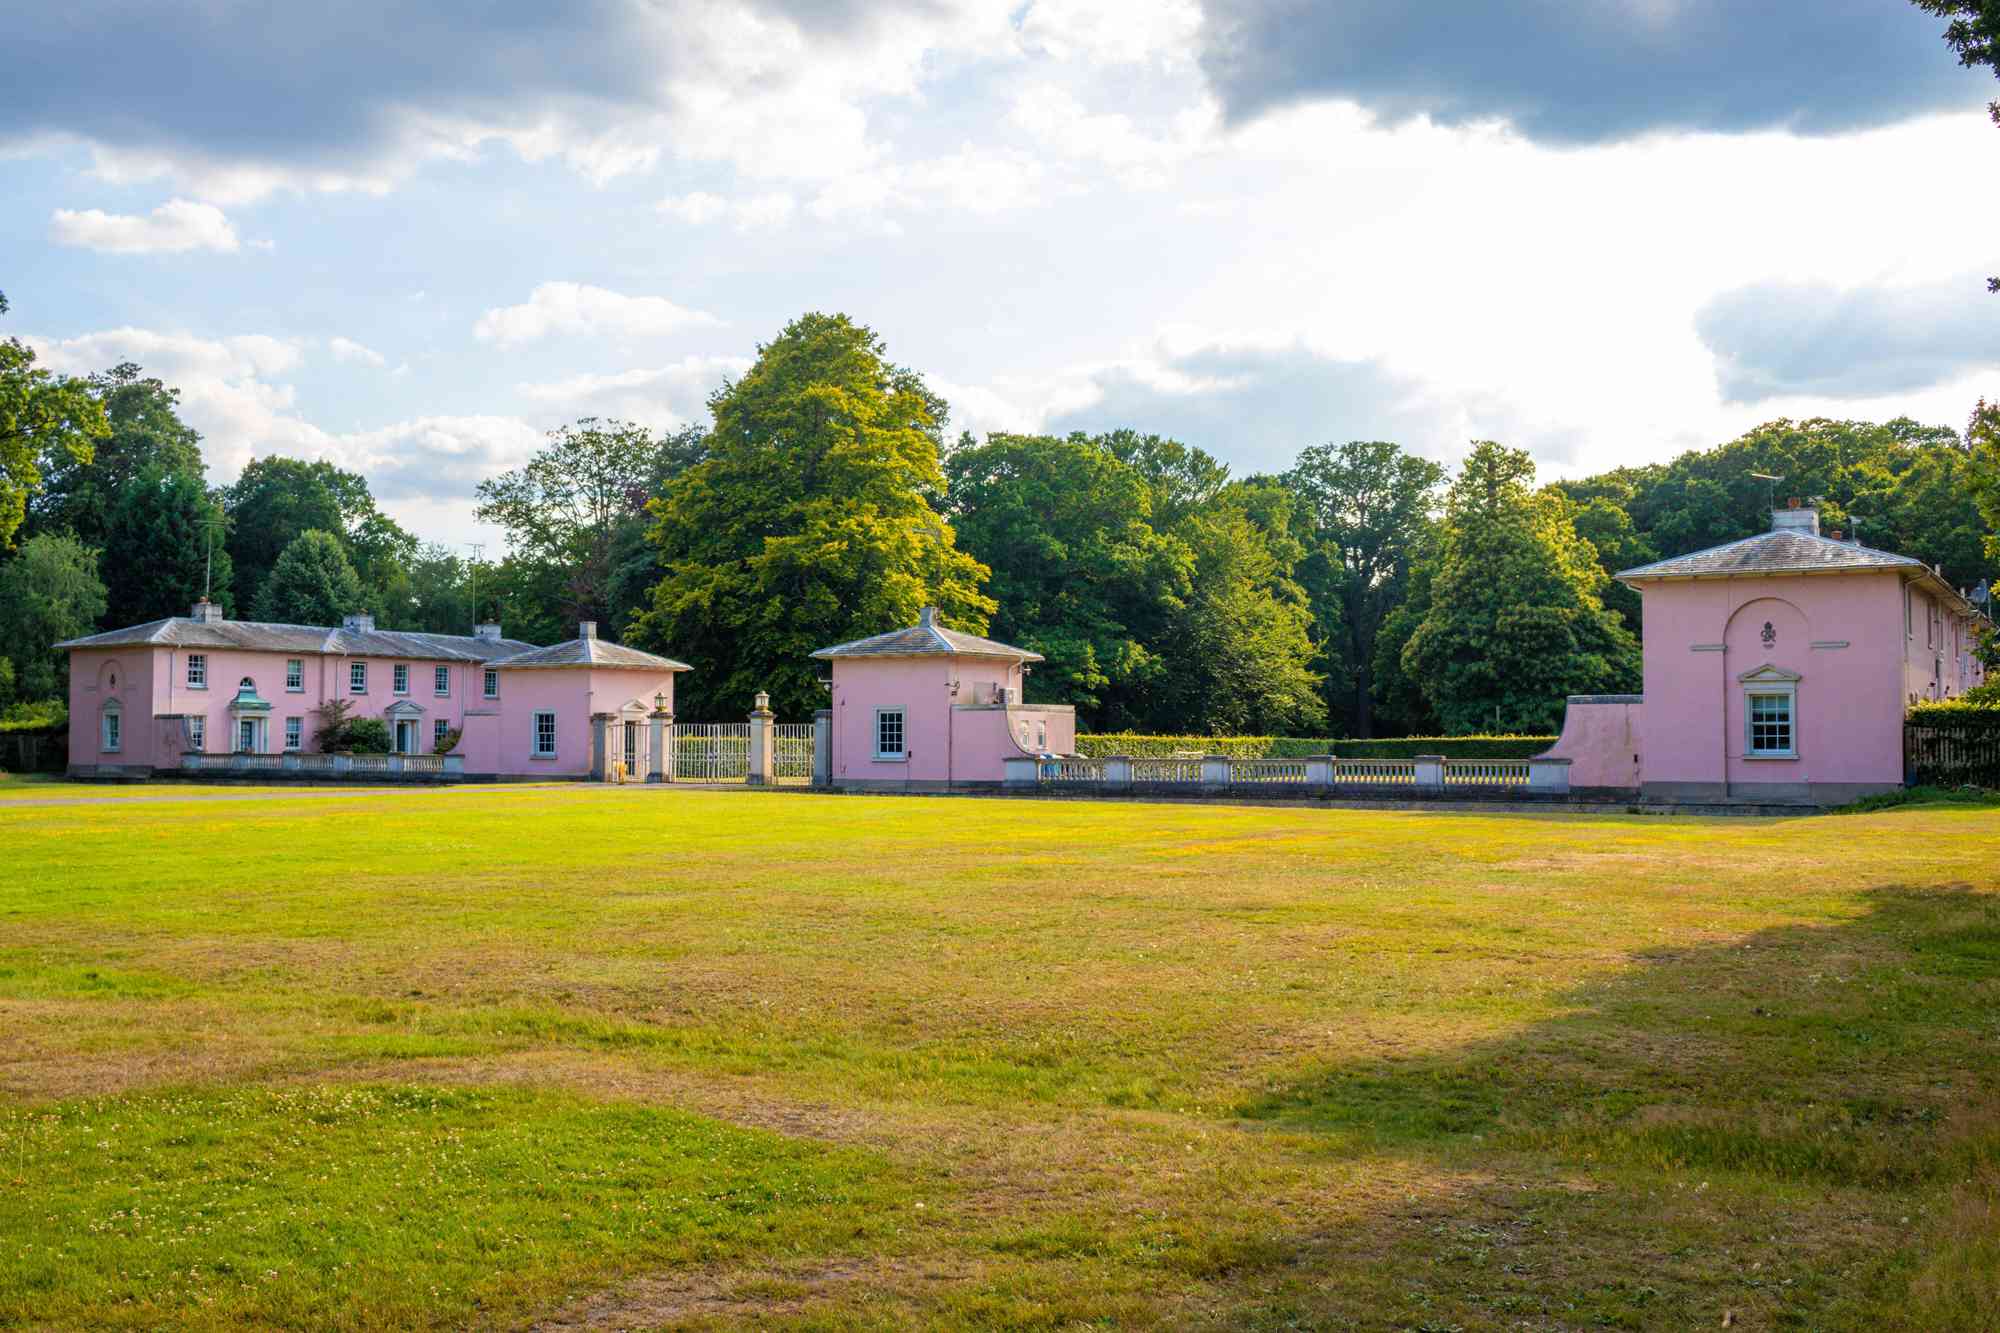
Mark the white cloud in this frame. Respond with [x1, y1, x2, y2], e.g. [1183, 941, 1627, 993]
[48, 198, 242, 254]
[656, 191, 729, 224]
[517, 355, 751, 429]
[1016, 0, 1202, 69]
[472, 282, 720, 346]
[327, 336, 388, 368]
[1008, 85, 1213, 188]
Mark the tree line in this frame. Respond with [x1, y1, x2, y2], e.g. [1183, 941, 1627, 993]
[4, 301, 1997, 733]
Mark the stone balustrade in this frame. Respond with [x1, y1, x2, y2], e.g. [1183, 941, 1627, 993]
[1003, 753, 1569, 798]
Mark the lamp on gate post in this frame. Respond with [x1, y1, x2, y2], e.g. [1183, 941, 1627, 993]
[654, 691, 666, 713]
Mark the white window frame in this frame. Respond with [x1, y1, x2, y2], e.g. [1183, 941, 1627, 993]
[186, 653, 207, 689]
[1744, 685, 1798, 759]
[284, 716, 303, 751]
[188, 714, 205, 752]
[101, 705, 121, 753]
[483, 668, 499, 699]
[434, 665, 450, 696]
[874, 707, 906, 761]
[350, 661, 368, 694]
[532, 711, 557, 758]
[433, 719, 450, 749]
[393, 663, 410, 695]
[285, 659, 304, 692]
[236, 717, 258, 753]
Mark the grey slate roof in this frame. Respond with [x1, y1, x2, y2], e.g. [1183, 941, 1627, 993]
[54, 616, 539, 662]
[812, 609, 1043, 662]
[1617, 530, 1927, 582]
[490, 636, 690, 671]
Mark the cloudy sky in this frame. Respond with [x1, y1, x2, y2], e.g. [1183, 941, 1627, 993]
[6, 0, 1998, 548]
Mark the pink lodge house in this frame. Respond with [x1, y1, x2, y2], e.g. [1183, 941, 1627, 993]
[1544, 504, 1988, 804]
[59, 602, 689, 780]
[813, 606, 1074, 791]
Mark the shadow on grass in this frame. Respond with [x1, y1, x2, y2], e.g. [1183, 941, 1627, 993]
[1239, 884, 2000, 1186]
[1212, 885, 2000, 1328]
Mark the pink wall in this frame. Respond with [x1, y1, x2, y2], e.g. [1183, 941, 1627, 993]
[1633, 572, 1909, 799]
[1540, 697, 1642, 791]
[827, 654, 1069, 788]
[66, 641, 681, 779]
[485, 666, 679, 777]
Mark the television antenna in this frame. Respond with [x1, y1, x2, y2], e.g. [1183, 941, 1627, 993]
[467, 542, 485, 630]
[1748, 472, 1782, 511]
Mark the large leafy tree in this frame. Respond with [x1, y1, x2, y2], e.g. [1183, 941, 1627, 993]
[475, 418, 703, 640]
[29, 364, 204, 547]
[1402, 443, 1639, 733]
[102, 466, 233, 624]
[1282, 441, 1444, 737]
[0, 290, 108, 548]
[1152, 480, 1325, 735]
[224, 458, 348, 607]
[0, 532, 107, 701]
[252, 529, 369, 626]
[945, 432, 1187, 724]
[1970, 398, 2000, 566]
[635, 312, 993, 718]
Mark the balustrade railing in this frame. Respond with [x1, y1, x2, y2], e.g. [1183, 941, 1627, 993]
[177, 751, 464, 781]
[1332, 758, 1416, 785]
[1442, 758, 1529, 787]
[1129, 757, 1203, 784]
[1006, 751, 1564, 796]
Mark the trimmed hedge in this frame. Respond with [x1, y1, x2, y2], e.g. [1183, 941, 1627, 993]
[1074, 732, 1555, 760]
[0, 701, 67, 732]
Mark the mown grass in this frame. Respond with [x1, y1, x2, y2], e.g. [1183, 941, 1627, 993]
[1, 786, 1997, 1328]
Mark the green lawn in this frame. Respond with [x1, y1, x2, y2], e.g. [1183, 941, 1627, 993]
[2, 786, 1996, 1329]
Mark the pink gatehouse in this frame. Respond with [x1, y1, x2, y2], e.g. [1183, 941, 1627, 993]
[1543, 504, 1988, 804]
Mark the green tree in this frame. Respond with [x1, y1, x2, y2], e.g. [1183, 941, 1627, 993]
[476, 418, 703, 640]
[224, 458, 347, 608]
[0, 533, 107, 700]
[1970, 399, 2000, 565]
[102, 466, 232, 624]
[945, 432, 1187, 724]
[1402, 443, 1639, 733]
[251, 529, 368, 626]
[29, 364, 204, 547]
[0, 292, 108, 548]
[1152, 481, 1325, 735]
[1368, 529, 1442, 736]
[1282, 441, 1444, 736]
[635, 313, 992, 718]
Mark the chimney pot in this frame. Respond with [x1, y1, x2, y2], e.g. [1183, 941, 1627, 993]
[1788, 496, 1800, 509]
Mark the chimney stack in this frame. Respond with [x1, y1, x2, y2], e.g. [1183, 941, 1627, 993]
[473, 623, 503, 643]
[342, 612, 376, 633]
[579, 620, 597, 640]
[190, 599, 225, 623]
[918, 605, 938, 628]
[1770, 507, 1820, 537]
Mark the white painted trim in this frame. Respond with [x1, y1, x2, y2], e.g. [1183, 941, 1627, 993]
[1690, 643, 1726, 652]
[1809, 640, 1850, 650]
[873, 706, 907, 761]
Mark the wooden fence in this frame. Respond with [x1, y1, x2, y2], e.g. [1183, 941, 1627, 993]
[1906, 714, 2000, 787]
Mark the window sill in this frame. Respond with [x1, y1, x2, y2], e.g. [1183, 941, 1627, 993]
[873, 755, 908, 763]
[185, 684, 207, 691]
[530, 753, 559, 761]
[286, 687, 304, 693]
[1742, 754, 1800, 762]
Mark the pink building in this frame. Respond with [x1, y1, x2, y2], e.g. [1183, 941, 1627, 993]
[58, 601, 688, 780]
[812, 606, 1075, 791]
[1544, 506, 1988, 803]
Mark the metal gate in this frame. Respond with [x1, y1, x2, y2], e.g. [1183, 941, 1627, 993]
[670, 723, 750, 782]
[774, 723, 814, 784]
